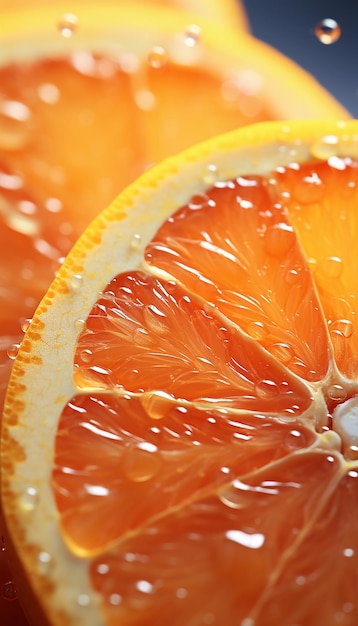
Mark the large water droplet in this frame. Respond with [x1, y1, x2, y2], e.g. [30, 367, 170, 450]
[311, 135, 339, 160]
[255, 379, 280, 399]
[315, 18, 341, 45]
[247, 321, 268, 340]
[318, 256, 343, 279]
[143, 305, 168, 335]
[1, 580, 17, 601]
[270, 342, 295, 363]
[140, 391, 173, 420]
[330, 319, 353, 338]
[7, 344, 20, 360]
[122, 442, 162, 482]
[68, 273, 83, 291]
[327, 384, 347, 402]
[20, 486, 39, 511]
[58, 13, 78, 38]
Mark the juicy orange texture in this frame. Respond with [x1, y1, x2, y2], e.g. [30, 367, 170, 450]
[48, 155, 358, 625]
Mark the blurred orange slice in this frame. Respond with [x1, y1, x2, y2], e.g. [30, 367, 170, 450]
[2, 119, 358, 626]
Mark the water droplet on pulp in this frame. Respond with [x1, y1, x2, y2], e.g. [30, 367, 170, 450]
[148, 46, 168, 68]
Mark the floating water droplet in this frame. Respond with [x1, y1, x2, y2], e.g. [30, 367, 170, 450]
[7, 343, 20, 360]
[0, 99, 32, 150]
[330, 319, 353, 338]
[327, 384, 347, 402]
[1, 580, 17, 601]
[184, 24, 201, 47]
[318, 256, 343, 279]
[264, 222, 295, 257]
[247, 321, 268, 340]
[68, 273, 83, 291]
[20, 486, 39, 511]
[315, 18, 341, 45]
[140, 390, 173, 420]
[148, 45, 168, 68]
[122, 442, 162, 482]
[255, 379, 280, 399]
[270, 342, 295, 363]
[58, 13, 78, 38]
[130, 233, 142, 250]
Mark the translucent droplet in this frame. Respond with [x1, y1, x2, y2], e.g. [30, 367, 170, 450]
[140, 391, 173, 420]
[135, 90, 156, 111]
[184, 24, 201, 47]
[255, 379, 280, 399]
[315, 18, 341, 45]
[176, 587, 188, 599]
[270, 342, 295, 363]
[327, 384, 347, 402]
[77, 593, 90, 607]
[130, 233, 142, 250]
[58, 13, 78, 38]
[0, 100, 32, 150]
[38, 83, 60, 105]
[7, 343, 20, 360]
[343, 547, 355, 558]
[148, 46, 168, 69]
[285, 268, 301, 285]
[122, 442, 162, 482]
[311, 135, 339, 160]
[45, 197, 62, 213]
[264, 222, 295, 257]
[330, 319, 353, 338]
[247, 321, 268, 340]
[203, 164, 218, 185]
[80, 349, 93, 364]
[74, 318, 86, 332]
[318, 256, 343, 279]
[20, 486, 38, 511]
[68, 273, 83, 291]
[1, 580, 17, 601]
[109, 593, 122, 606]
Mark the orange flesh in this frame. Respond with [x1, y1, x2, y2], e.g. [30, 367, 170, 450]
[0, 53, 275, 413]
[52, 160, 358, 625]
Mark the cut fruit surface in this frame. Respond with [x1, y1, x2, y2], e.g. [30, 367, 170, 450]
[2, 120, 358, 626]
[0, 2, 349, 418]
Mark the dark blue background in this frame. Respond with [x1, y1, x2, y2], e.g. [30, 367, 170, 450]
[242, 0, 358, 116]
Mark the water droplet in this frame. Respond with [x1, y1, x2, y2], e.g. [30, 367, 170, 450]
[176, 587, 188, 599]
[310, 135, 339, 160]
[270, 342, 295, 363]
[130, 233, 142, 251]
[75, 318, 86, 332]
[148, 45, 168, 68]
[247, 321, 268, 340]
[343, 547, 355, 558]
[315, 18, 341, 45]
[20, 486, 39, 511]
[45, 197, 62, 213]
[122, 442, 162, 482]
[318, 256, 343, 279]
[255, 379, 280, 399]
[140, 391, 173, 420]
[58, 13, 78, 38]
[80, 349, 93, 364]
[37, 551, 52, 574]
[7, 343, 20, 360]
[68, 273, 83, 291]
[285, 267, 301, 285]
[184, 24, 201, 47]
[38, 82, 60, 105]
[109, 593, 122, 606]
[330, 319, 353, 338]
[143, 304, 168, 335]
[0, 99, 32, 150]
[296, 575, 306, 586]
[1, 580, 17, 601]
[327, 384, 347, 402]
[264, 222, 295, 257]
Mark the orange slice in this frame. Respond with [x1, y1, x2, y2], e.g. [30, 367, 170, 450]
[2, 119, 358, 626]
[0, 3, 349, 417]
